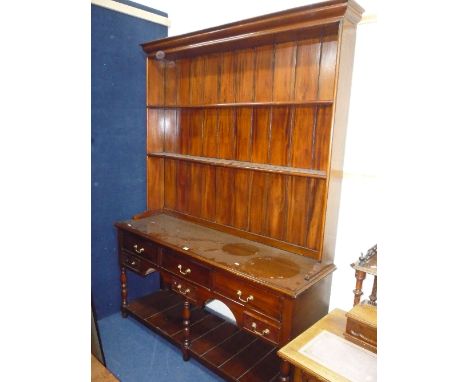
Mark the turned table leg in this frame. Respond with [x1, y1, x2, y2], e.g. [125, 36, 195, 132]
[353, 270, 366, 306]
[182, 299, 191, 361]
[120, 267, 128, 318]
[279, 360, 290, 382]
[369, 276, 377, 306]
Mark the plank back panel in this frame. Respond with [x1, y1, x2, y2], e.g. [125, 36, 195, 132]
[147, 109, 165, 153]
[147, 58, 164, 105]
[232, 169, 251, 231]
[272, 42, 297, 102]
[146, 24, 342, 259]
[202, 109, 218, 157]
[203, 54, 220, 104]
[163, 109, 179, 153]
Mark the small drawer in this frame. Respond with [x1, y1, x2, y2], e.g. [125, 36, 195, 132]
[213, 272, 281, 320]
[243, 311, 280, 344]
[161, 249, 210, 287]
[122, 231, 158, 263]
[345, 317, 377, 348]
[170, 277, 198, 303]
[122, 252, 156, 276]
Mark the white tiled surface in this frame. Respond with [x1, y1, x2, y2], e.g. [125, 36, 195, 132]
[299, 330, 377, 382]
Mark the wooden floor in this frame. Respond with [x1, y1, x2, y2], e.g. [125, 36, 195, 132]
[92, 355, 118, 382]
[126, 290, 281, 382]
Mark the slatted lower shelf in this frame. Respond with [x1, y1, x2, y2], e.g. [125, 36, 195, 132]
[125, 290, 281, 382]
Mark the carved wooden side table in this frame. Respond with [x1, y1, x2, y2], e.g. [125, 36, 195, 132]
[351, 245, 377, 306]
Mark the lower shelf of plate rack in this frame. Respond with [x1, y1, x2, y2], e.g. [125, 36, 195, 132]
[124, 290, 281, 382]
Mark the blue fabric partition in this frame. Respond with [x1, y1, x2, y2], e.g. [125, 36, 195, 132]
[92, 2, 168, 320]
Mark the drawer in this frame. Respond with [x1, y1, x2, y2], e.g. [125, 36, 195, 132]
[213, 272, 281, 320]
[161, 249, 210, 287]
[122, 231, 158, 263]
[243, 311, 280, 344]
[345, 317, 377, 348]
[170, 277, 198, 304]
[122, 252, 157, 276]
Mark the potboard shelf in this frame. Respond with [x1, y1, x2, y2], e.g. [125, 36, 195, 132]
[147, 152, 327, 179]
[125, 290, 281, 382]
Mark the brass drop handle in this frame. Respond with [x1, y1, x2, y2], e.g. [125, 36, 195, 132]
[133, 244, 145, 254]
[251, 322, 270, 336]
[176, 284, 191, 295]
[126, 258, 137, 266]
[177, 264, 191, 275]
[237, 290, 254, 303]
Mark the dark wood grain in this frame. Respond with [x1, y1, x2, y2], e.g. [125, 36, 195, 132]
[215, 167, 234, 226]
[306, 179, 326, 250]
[179, 109, 191, 155]
[176, 160, 190, 213]
[147, 57, 164, 105]
[290, 107, 315, 169]
[284, 176, 309, 247]
[202, 108, 219, 157]
[147, 101, 333, 108]
[312, 106, 333, 170]
[219, 51, 236, 103]
[264, 173, 287, 240]
[147, 157, 164, 211]
[318, 26, 338, 100]
[126, 290, 183, 320]
[251, 107, 270, 164]
[294, 36, 322, 101]
[190, 322, 239, 356]
[254, 45, 274, 102]
[165, 59, 178, 106]
[235, 108, 253, 161]
[163, 109, 178, 153]
[147, 109, 164, 153]
[128, 2, 364, 379]
[238, 349, 281, 382]
[219, 339, 273, 379]
[203, 54, 220, 104]
[141, 1, 362, 57]
[173, 313, 225, 344]
[233, 169, 251, 231]
[272, 42, 297, 102]
[217, 108, 236, 159]
[248, 172, 268, 235]
[189, 109, 204, 156]
[269, 107, 291, 166]
[190, 56, 205, 105]
[235, 49, 255, 102]
[200, 164, 216, 221]
[177, 58, 191, 105]
[150, 152, 327, 179]
[163, 158, 177, 210]
[202, 330, 256, 368]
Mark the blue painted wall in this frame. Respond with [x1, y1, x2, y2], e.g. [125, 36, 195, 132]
[92, 3, 168, 319]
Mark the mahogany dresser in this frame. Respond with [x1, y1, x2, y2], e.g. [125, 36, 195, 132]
[115, 1, 364, 381]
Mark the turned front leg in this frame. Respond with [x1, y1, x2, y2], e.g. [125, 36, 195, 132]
[120, 267, 128, 317]
[369, 276, 377, 306]
[279, 359, 290, 382]
[353, 270, 366, 306]
[182, 299, 191, 361]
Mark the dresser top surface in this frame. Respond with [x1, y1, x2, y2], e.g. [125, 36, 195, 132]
[117, 212, 334, 296]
